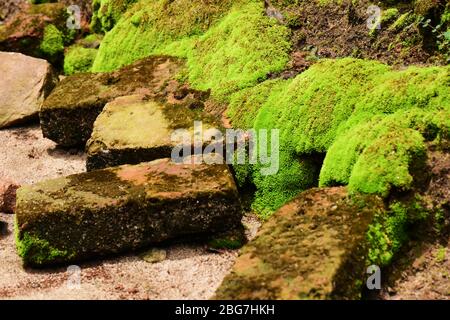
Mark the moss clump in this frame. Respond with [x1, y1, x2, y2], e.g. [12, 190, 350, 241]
[320, 108, 450, 195]
[185, 2, 291, 100]
[91, 0, 138, 33]
[367, 198, 432, 266]
[64, 45, 98, 75]
[229, 58, 450, 214]
[15, 218, 72, 266]
[92, 0, 238, 72]
[92, 1, 291, 100]
[40, 24, 64, 57]
[382, 8, 399, 24]
[390, 12, 416, 31]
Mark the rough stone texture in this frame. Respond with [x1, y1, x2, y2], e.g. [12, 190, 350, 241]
[0, 0, 27, 24]
[15, 156, 242, 267]
[0, 52, 57, 128]
[0, 3, 68, 58]
[86, 94, 220, 171]
[40, 56, 189, 147]
[215, 187, 385, 300]
[0, 179, 20, 214]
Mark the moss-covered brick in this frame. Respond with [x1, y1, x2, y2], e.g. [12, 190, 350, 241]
[40, 55, 184, 147]
[86, 94, 219, 171]
[15, 157, 243, 267]
[215, 187, 385, 300]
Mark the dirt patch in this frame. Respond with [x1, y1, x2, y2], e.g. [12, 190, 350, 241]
[270, 0, 448, 78]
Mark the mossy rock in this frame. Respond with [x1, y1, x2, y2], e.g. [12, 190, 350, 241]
[15, 156, 243, 267]
[0, 3, 76, 63]
[40, 55, 184, 147]
[86, 94, 220, 171]
[215, 187, 384, 300]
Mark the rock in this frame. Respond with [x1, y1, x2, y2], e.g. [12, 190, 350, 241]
[86, 94, 219, 171]
[215, 187, 384, 300]
[0, 52, 57, 128]
[0, 3, 70, 60]
[40, 56, 185, 147]
[15, 156, 242, 267]
[140, 248, 167, 264]
[0, 179, 20, 213]
[0, 0, 27, 24]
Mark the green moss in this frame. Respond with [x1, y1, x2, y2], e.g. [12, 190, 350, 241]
[228, 58, 450, 215]
[40, 24, 64, 57]
[382, 8, 399, 23]
[64, 45, 98, 75]
[367, 198, 432, 266]
[390, 12, 416, 31]
[92, 0, 238, 72]
[435, 246, 446, 263]
[91, 0, 138, 33]
[15, 217, 72, 266]
[92, 1, 291, 100]
[186, 2, 291, 100]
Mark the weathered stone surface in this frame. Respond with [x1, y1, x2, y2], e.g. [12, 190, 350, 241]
[40, 56, 186, 147]
[15, 156, 242, 267]
[0, 0, 27, 24]
[0, 3, 68, 58]
[0, 52, 57, 128]
[86, 94, 220, 171]
[0, 179, 20, 213]
[215, 187, 384, 300]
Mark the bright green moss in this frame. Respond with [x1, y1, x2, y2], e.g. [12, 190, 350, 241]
[91, 0, 138, 33]
[367, 198, 431, 266]
[320, 108, 450, 195]
[92, 0, 238, 72]
[390, 12, 416, 31]
[382, 8, 399, 24]
[367, 202, 409, 266]
[64, 45, 98, 75]
[228, 58, 450, 215]
[186, 2, 291, 100]
[40, 24, 64, 57]
[14, 218, 71, 266]
[349, 128, 425, 196]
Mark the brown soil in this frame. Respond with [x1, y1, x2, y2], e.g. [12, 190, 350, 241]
[269, 0, 448, 78]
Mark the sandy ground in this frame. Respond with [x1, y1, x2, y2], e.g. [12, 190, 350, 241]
[0, 125, 260, 300]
